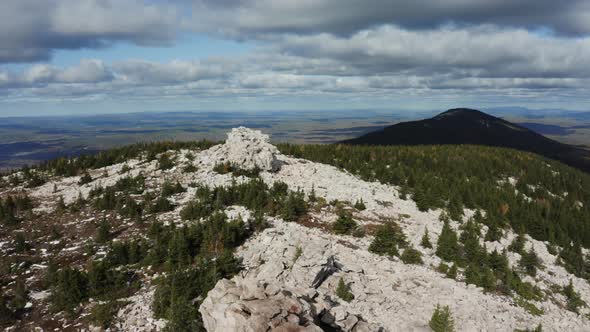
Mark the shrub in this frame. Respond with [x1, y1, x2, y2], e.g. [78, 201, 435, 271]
[158, 154, 175, 170]
[161, 181, 186, 197]
[429, 304, 455, 332]
[332, 211, 357, 235]
[120, 164, 131, 174]
[354, 198, 366, 211]
[515, 297, 544, 316]
[336, 278, 354, 302]
[369, 221, 407, 257]
[78, 171, 93, 185]
[90, 302, 119, 329]
[183, 164, 198, 173]
[401, 247, 423, 265]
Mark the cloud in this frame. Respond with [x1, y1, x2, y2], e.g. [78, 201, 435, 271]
[0, 0, 180, 63]
[112, 59, 226, 84]
[275, 25, 590, 78]
[188, 0, 590, 37]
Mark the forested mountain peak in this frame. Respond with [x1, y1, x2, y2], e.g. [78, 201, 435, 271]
[342, 108, 590, 173]
[1, 128, 590, 331]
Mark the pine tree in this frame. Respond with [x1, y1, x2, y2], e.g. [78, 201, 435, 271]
[464, 263, 480, 286]
[13, 277, 28, 311]
[369, 221, 406, 257]
[421, 227, 433, 249]
[436, 221, 459, 262]
[508, 233, 526, 254]
[429, 304, 455, 332]
[401, 247, 423, 265]
[96, 218, 111, 243]
[480, 266, 496, 292]
[520, 248, 541, 277]
[563, 280, 586, 314]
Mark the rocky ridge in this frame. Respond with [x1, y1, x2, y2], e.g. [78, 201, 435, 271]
[2, 127, 590, 331]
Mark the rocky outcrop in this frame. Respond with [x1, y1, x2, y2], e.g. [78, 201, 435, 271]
[211, 127, 281, 172]
[200, 218, 590, 332]
[200, 257, 376, 332]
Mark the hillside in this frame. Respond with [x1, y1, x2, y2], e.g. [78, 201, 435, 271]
[341, 108, 590, 173]
[1, 128, 590, 331]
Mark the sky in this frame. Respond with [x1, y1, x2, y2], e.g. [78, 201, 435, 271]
[2, 0, 590, 116]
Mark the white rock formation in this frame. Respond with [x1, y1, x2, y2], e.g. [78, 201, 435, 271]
[208, 127, 281, 172]
[201, 219, 590, 332]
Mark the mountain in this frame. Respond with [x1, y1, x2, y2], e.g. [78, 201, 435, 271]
[341, 108, 590, 173]
[2, 127, 590, 331]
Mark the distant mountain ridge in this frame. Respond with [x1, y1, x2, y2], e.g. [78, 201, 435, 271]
[341, 108, 590, 173]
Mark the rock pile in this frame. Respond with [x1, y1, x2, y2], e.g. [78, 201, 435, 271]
[211, 127, 281, 172]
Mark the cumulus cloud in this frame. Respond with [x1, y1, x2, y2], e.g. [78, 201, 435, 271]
[0, 0, 179, 63]
[275, 25, 590, 78]
[1, 0, 590, 109]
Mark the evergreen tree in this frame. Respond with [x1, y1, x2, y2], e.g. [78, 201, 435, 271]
[480, 266, 497, 292]
[436, 221, 459, 262]
[332, 211, 357, 235]
[96, 218, 111, 244]
[421, 227, 433, 249]
[563, 280, 586, 314]
[508, 233, 526, 254]
[429, 304, 455, 332]
[50, 267, 89, 314]
[464, 263, 481, 286]
[401, 247, 423, 265]
[13, 277, 28, 312]
[369, 221, 407, 257]
[519, 248, 541, 277]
